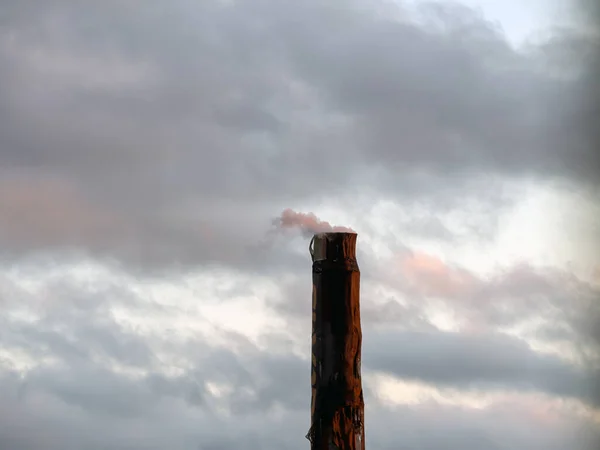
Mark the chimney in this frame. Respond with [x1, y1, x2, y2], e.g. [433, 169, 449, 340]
[307, 232, 365, 450]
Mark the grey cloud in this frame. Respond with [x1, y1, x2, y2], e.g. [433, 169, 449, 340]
[1, 339, 598, 450]
[1, 265, 599, 449]
[268, 273, 433, 333]
[365, 329, 600, 407]
[367, 400, 600, 450]
[24, 364, 165, 418]
[0, 0, 596, 271]
[0, 273, 303, 415]
[470, 266, 600, 364]
[400, 215, 457, 241]
[1, 1, 599, 447]
[267, 254, 600, 407]
[372, 245, 600, 363]
[3, 266, 597, 410]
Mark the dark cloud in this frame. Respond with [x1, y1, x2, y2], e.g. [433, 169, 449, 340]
[365, 329, 600, 407]
[0, 0, 596, 271]
[1, 324, 598, 450]
[3, 356, 599, 450]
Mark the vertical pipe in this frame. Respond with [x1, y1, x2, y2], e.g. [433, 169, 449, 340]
[307, 232, 365, 450]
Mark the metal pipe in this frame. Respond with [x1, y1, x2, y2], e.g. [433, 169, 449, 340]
[307, 232, 365, 450]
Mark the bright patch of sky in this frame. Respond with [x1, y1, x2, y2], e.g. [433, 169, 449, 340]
[314, 178, 599, 278]
[419, 0, 576, 46]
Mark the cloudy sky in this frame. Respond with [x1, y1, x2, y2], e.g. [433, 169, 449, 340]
[1, 0, 599, 449]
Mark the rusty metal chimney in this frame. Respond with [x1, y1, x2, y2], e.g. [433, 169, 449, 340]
[307, 232, 365, 450]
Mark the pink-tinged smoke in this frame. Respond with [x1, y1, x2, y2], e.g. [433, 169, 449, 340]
[274, 208, 354, 238]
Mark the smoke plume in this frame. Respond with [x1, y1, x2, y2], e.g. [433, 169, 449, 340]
[273, 208, 354, 238]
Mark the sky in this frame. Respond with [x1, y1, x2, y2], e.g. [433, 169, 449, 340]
[0, 0, 599, 449]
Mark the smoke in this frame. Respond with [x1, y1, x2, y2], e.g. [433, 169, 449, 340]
[273, 208, 354, 238]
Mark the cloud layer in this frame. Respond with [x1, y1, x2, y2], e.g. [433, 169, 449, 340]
[0, 0, 599, 449]
[0, 0, 597, 271]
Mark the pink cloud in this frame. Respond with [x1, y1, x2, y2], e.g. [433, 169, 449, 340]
[399, 251, 478, 298]
[0, 175, 121, 248]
